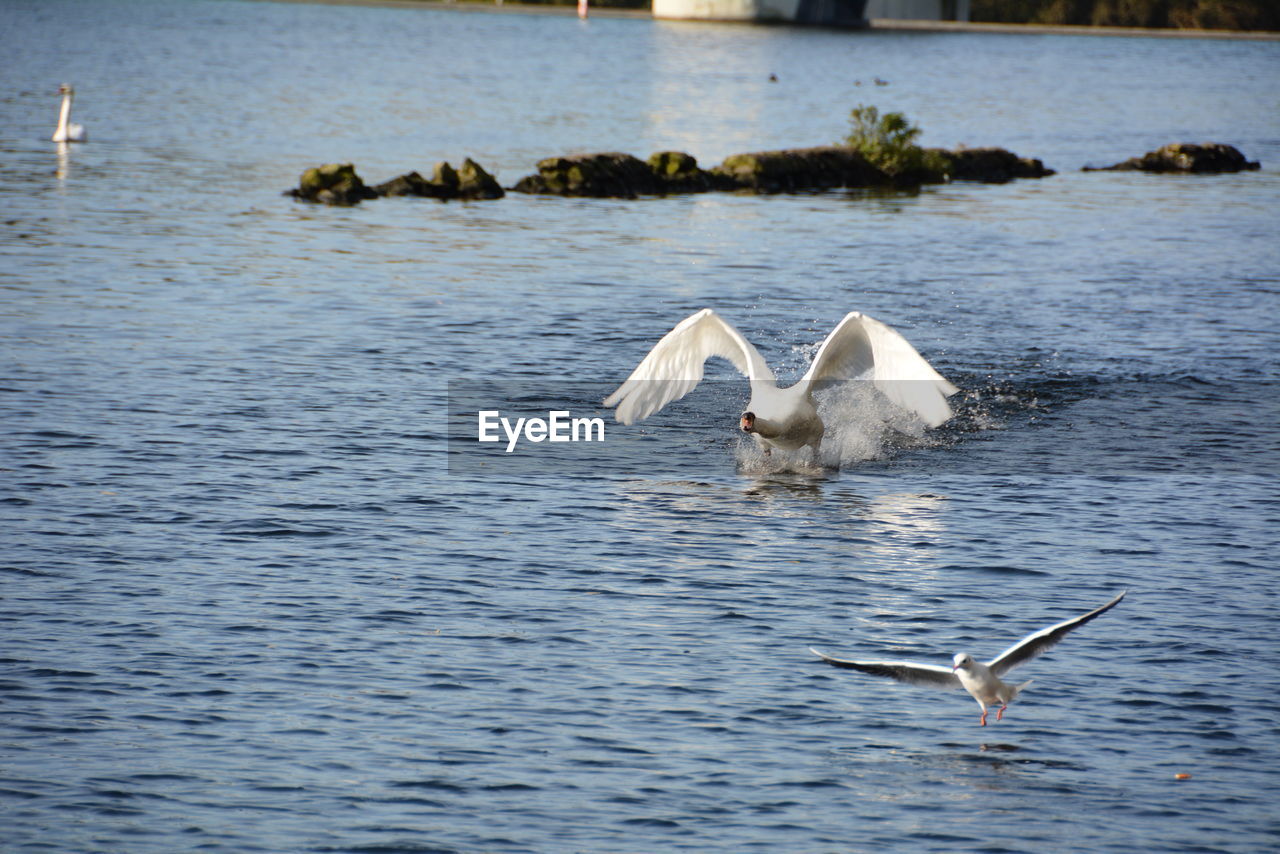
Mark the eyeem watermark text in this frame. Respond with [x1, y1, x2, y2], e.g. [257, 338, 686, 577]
[477, 410, 606, 453]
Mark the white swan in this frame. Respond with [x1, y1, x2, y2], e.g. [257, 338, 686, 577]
[603, 309, 957, 458]
[52, 84, 87, 143]
[811, 591, 1127, 726]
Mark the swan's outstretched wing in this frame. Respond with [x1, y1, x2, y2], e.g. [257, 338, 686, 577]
[603, 309, 776, 425]
[801, 312, 958, 427]
[987, 591, 1127, 677]
[809, 647, 960, 689]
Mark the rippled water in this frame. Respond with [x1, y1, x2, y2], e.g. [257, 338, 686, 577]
[3, 1, 1280, 851]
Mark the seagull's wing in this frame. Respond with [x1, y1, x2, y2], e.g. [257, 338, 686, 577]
[801, 312, 958, 427]
[987, 591, 1127, 677]
[809, 647, 960, 689]
[603, 309, 776, 425]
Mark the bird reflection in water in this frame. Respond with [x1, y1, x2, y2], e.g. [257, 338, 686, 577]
[55, 142, 70, 182]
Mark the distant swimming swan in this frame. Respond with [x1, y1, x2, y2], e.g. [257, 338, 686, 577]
[52, 84, 87, 143]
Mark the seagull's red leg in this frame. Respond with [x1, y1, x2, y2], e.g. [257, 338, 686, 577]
[979, 709, 988, 726]
[996, 704, 1007, 722]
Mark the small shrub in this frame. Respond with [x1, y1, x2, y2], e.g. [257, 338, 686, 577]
[841, 105, 949, 182]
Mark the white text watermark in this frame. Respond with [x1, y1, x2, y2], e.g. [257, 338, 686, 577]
[477, 410, 606, 453]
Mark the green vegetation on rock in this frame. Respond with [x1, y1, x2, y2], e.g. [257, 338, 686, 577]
[840, 106, 950, 184]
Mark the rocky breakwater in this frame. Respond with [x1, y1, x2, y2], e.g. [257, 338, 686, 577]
[1084, 143, 1260, 173]
[288, 159, 503, 205]
[287, 145, 1056, 206]
[511, 152, 734, 198]
[714, 146, 1053, 191]
[510, 145, 1055, 198]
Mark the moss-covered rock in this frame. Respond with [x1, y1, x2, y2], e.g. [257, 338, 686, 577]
[456, 158, 504, 200]
[512, 153, 662, 198]
[511, 143, 1053, 198]
[935, 147, 1056, 183]
[648, 150, 698, 179]
[290, 163, 378, 205]
[646, 151, 734, 192]
[512, 151, 738, 197]
[373, 160, 503, 200]
[374, 170, 435, 198]
[710, 146, 889, 193]
[431, 161, 460, 195]
[704, 144, 1054, 192]
[287, 143, 1059, 208]
[1084, 143, 1260, 173]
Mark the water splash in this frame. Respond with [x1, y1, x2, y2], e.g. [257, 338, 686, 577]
[734, 383, 936, 474]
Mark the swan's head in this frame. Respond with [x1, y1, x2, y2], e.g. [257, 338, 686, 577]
[58, 84, 75, 97]
[952, 653, 974, 673]
[740, 411, 756, 433]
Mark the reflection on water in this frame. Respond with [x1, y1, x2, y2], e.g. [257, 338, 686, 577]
[740, 471, 833, 499]
[647, 24, 776, 160]
[862, 490, 947, 538]
[607, 476, 950, 581]
[54, 141, 69, 181]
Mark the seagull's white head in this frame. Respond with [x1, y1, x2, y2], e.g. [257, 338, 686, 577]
[952, 653, 974, 672]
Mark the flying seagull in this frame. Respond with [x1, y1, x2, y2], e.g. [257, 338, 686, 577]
[810, 591, 1126, 725]
[602, 309, 957, 458]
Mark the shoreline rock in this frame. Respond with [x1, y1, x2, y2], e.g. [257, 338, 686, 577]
[375, 159, 505, 200]
[1084, 142, 1260, 173]
[299, 138, 1272, 208]
[287, 163, 379, 206]
[648, 151, 735, 193]
[455, 158, 505, 199]
[286, 140, 1261, 209]
[509, 144, 1056, 197]
[289, 159, 504, 205]
[710, 146, 886, 193]
[937, 147, 1056, 183]
[512, 153, 666, 198]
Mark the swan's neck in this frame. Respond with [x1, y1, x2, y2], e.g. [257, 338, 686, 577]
[55, 93, 73, 138]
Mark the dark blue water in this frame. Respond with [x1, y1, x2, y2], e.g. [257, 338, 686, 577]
[3, 1, 1280, 851]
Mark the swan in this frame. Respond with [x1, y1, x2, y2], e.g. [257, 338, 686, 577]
[810, 591, 1127, 726]
[52, 84, 87, 143]
[602, 309, 957, 459]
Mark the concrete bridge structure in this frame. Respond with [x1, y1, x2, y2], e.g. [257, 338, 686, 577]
[652, 0, 970, 26]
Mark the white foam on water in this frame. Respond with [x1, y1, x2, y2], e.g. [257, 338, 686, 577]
[734, 382, 936, 474]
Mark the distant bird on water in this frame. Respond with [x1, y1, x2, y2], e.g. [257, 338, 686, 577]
[810, 591, 1127, 725]
[603, 309, 957, 460]
[52, 84, 87, 142]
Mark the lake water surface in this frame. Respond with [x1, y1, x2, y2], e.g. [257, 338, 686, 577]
[2, 1, 1279, 851]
